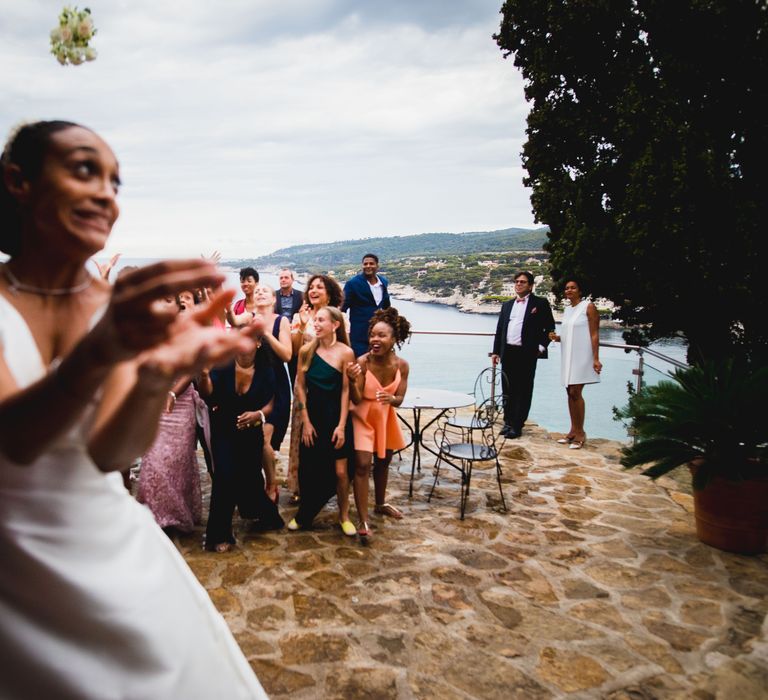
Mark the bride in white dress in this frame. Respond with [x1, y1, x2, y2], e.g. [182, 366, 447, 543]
[0, 121, 267, 699]
[548, 277, 602, 450]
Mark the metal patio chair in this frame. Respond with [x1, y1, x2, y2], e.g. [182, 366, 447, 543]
[444, 365, 507, 435]
[428, 397, 507, 519]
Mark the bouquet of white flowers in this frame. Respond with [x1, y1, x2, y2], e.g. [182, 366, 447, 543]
[50, 6, 97, 66]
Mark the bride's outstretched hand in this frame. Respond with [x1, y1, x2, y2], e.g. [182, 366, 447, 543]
[92, 260, 229, 362]
[138, 289, 264, 385]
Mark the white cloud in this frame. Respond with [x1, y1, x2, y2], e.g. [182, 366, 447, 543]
[0, 1, 533, 257]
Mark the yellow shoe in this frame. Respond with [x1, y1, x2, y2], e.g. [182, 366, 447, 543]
[287, 518, 300, 531]
[339, 520, 356, 537]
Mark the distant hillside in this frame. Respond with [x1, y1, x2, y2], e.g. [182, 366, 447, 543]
[243, 227, 549, 272]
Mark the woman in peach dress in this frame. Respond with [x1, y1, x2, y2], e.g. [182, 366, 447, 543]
[347, 308, 411, 538]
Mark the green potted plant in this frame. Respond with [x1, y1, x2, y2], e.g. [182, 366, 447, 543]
[617, 360, 768, 554]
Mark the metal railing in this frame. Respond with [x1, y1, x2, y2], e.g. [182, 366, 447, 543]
[409, 330, 688, 395]
[598, 341, 688, 394]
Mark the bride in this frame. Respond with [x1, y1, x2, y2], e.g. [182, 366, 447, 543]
[0, 121, 267, 698]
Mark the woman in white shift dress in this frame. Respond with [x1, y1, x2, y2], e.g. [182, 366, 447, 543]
[0, 121, 267, 699]
[549, 278, 602, 449]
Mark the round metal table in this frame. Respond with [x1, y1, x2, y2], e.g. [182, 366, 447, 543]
[397, 387, 474, 497]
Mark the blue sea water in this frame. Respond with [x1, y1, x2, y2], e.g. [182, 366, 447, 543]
[104, 259, 686, 442]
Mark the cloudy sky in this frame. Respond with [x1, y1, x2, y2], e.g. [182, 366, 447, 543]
[1, 1, 533, 258]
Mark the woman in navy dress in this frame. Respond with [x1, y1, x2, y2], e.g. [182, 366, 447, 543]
[198, 340, 283, 552]
[253, 283, 292, 503]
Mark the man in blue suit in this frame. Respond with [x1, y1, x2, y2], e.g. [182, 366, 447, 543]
[342, 253, 391, 357]
[491, 271, 555, 439]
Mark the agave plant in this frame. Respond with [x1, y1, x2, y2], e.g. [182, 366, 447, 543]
[618, 360, 768, 490]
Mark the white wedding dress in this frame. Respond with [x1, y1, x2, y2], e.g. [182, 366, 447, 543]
[0, 296, 267, 700]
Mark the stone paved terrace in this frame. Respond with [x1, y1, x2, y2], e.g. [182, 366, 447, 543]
[168, 422, 768, 699]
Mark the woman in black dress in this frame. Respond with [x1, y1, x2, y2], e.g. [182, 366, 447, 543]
[198, 340, 283, 552]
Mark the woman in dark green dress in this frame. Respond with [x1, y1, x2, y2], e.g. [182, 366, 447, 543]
[288, 306, 357, 535]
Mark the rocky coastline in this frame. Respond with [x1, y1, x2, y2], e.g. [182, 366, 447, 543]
[388, 283, 499, 315]
[388, 283, 623, 328]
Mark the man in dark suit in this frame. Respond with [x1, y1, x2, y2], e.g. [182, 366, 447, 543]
[274, 268, 303, 318]
[342, 253, 391, 357]
[274, 268, 303, 385]
[491, 271, 555, 439]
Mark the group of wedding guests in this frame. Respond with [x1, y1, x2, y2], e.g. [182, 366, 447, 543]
[135, 255, 407, 552]
[138, 260, 603, 555]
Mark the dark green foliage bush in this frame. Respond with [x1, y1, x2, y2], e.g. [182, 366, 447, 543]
[618, 361, 768, 489]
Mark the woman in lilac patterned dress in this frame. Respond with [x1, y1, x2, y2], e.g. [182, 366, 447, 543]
[137, 296, 202, 532]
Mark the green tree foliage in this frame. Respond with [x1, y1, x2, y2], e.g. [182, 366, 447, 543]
[495, 1, 767, 364]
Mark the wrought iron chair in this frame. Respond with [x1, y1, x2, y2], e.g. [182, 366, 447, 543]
[429, 398, 507, 519]
[444, 365, 507, 435]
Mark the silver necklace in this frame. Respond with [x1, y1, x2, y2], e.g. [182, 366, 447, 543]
[2, 265, 93, 297]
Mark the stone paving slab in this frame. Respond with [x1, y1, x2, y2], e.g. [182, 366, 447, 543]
[169, 421, 768, 699]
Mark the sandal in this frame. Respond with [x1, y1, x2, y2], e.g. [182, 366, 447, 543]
[374, 503, 403, 519]
[357, 522, 371, 539]
[214, 542, 232, 553]
[339, 519, 357, 537]
[569, 437, 586, 450]
[557, 435, 574, 444]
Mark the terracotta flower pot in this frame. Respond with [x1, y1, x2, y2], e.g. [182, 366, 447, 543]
[690, 464, 768, 554]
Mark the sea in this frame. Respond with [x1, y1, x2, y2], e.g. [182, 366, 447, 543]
[98, 258, 687, 442]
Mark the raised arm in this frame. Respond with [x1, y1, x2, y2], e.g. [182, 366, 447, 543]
[0, 260, 230, 466]
[262, 316, 292, 363]
[291, 306, 311, 355]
